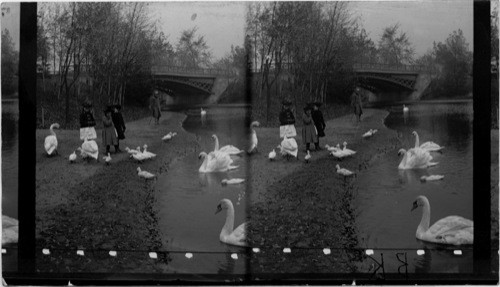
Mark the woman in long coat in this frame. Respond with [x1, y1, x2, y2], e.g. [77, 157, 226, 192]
[351, 88, 363, 122]
[302, 106, 318, 152]
[149, 90, 161, 125]
[311, 102, 325, 150]
[102, 106, 119, 154]
[112, 104, 126, 140]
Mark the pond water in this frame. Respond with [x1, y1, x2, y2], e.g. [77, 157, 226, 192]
[355, 102, 474, 273]
[2, 99, 19, 219]
[154, 107, 250, 274]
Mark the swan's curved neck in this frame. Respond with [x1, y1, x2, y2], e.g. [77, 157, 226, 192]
[199, 155, 208, 172]
[418, 200, 431, 234]
[399, 150, 408, 169]
[222, 204, 235, 236]
[50, 125, 56, 136]
[214, 136, 219, 151]
[414, 133, 420, 148]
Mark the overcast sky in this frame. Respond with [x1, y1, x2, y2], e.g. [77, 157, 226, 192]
[1, 1, 476, 59]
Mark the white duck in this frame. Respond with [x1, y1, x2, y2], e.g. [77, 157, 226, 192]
[330, 148, 347, 160]
[137, 167, 156, 179]
[341, 142, 356, 156]
[420, 175, 445, 182]
[215, 199, 247, 247]
[103, 153, 112, 165]
[69, 150, 77, 163]
[78, 138, 99, 160]
[325, 144, 341, 152]
[2, 215, 18, 245]
[403, 105, 409, 113]
[398, 148, 438, 169]
[132, 151, 149, 162]
[142, 144, 157, 159]
[44, 123, 60, 156]
[212, 134, 244, 156]
[304, 150, 311, 163]
[248, 121, 260, 154]
[268, 149, 277, 161]
[221, 178, 245, 185]
[125, 147, 140, 156]
[278, 135, 298, 158]
[412, 195, 473, 245]
[162, 132, 173, 141]
[198, 151, 238, 173]
[336, 164, 354, 176]
[362, 129, 374, 138]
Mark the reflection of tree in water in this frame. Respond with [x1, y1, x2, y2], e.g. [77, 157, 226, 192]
[1, 111, 18, 152]
[217, 249, 236, 275]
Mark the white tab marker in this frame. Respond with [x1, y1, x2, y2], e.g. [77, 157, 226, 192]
[417, 249, 425, 256]
[323, 248, 331, 255]
[252, 248, 260, 253]
[365, 249, 374, 256]
[77, 250, 84, 256]
[149, 252, 158, 259]
[185, 253, 193, 259]
[283, 248, 291, 253]
[231, 253, 238, 260]
[1, 249, 6, 254]
[453, 250, 462, 255]
[42, 249, 50, 255]
[109, 251, 117, 257]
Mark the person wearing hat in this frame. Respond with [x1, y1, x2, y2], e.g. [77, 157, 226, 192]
[111, 104, 126, 141]
[302, 105, 318, 153]
[102, 106, 119, 154]
[351, 87, 363, 123]
[149, 89, 162, 125]
[79, 100, 97, 141]
[279, 99, 297, 139]
[311, 102, 325, 150]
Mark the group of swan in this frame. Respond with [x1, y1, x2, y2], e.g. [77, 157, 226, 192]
[248, 121, 260, 154]
[162, 132, 177, 141]
[398, 131, 439, 170]
[198, 134, 242, 173]
[412, 195, 473, 245]
[329, 142, 356, 160]
[44, 123, 60, 156]
[215, 199, 247, 246]
[127, 145, 156, 162]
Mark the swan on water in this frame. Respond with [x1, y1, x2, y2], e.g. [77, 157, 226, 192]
[420, 141, 444, 153]
[268, 149, 276, 161]
[198, 151, 238, 173]
[278, 135, 298, 159]
[305, 150, 311, 163]
[103, 153, 112, 165]
[342, 142, 356, 156]
[411, 195, 473, 245]
[142, 144, 157, 159]
[420, 175, 445, 182]
[248, 121, 260, 154]
[44, 123, 60, 156]
[215, 199, 247, 246]
[221, 178, 245, 185]
[403, 105, 409, 113]
[137, 167, 156, 179]
[69, 151, 77, 163]
[78, 138, 99, 160]
[2, 215, 18, 245]
[335, 164, 354, 176]
[398, 148, 438, 169]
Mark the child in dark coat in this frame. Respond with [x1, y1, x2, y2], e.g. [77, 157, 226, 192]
[112, 104, 126, 141]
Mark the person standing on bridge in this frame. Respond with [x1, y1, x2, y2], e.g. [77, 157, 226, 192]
[351, 87, 363, 123]
[279, 99, 297, 139]
[149, 90, 162, 125]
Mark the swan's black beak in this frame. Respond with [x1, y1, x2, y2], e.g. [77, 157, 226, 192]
[215, 204, 222, 215]
[411, 201, 418, 211]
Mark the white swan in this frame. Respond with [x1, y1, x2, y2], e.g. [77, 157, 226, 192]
[420, 175, 445, 182]
[69, 151, 77, 163]
[44, 123, 60, 156]
[325, 144, 341, 152]
[2, 215, 18, 245]
[342, 142, 356, 156]
[330, 148, 347, 160]
[278, 135, 298, 158]
[198, 151, 238, 173]
[403, 105, 409, 113]
[336, 164, 354, 176]
[103, 153, 112, 165]
[248, 121, 260, 154]
[132, 152, 149, 162]
[215, 199, 247, 247]
[212, 134, 244, 156]
[137, 167, 156, 179]
[362, 129, 374, 138]
[420, 141, 444, 152]
[268, 149, 276, 161]
[162, 132, 173, 141]
[78, 138, 99, 160]
[398, 148, 438, 169]
[305, 150, 311, 163]
[411, 195, 473, 245]
[142, 144, 157, 159]
[221, 178, 245, 185]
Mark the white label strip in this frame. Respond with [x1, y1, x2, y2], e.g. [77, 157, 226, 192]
[365, 249, 374, 256]
[283, 248, 291, 253]
[185, 253, 193, 259]
[76, 250, 84, 256]
[453, 250, 462, 255]
[149, 252, 158, 259]
[231, 253, 238, 260]
[109, 251, 117, 257]
[1, 249, 6, 254]
[417, 249, 425, 255]
[42, 249, 50, 255]
[323, 248, 331, 255]
[252, 248, 260, 253]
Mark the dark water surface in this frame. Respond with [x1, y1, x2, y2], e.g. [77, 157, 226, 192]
[2, 100, 19, 219]
[154, 107, 249, 274]
[355, 103, 474, 273]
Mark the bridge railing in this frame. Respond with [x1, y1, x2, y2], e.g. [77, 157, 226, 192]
[151, 65, 237, 77]
[352, 62, 432, 73]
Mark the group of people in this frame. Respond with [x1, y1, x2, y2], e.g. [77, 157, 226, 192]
[79, 100, 127, 155]
[278, 87, 363, 153]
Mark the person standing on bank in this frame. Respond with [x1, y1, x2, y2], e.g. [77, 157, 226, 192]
[279, 99, 297, 139]
[302, 105, 318, 152]
[351, 87, 363, 123]
[111, 104, 126, 151]
[311, 102, 325, 150]
[102, 106, 119, 154]
[79, 100, 97, 141]
[149, 90, 162, 125]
